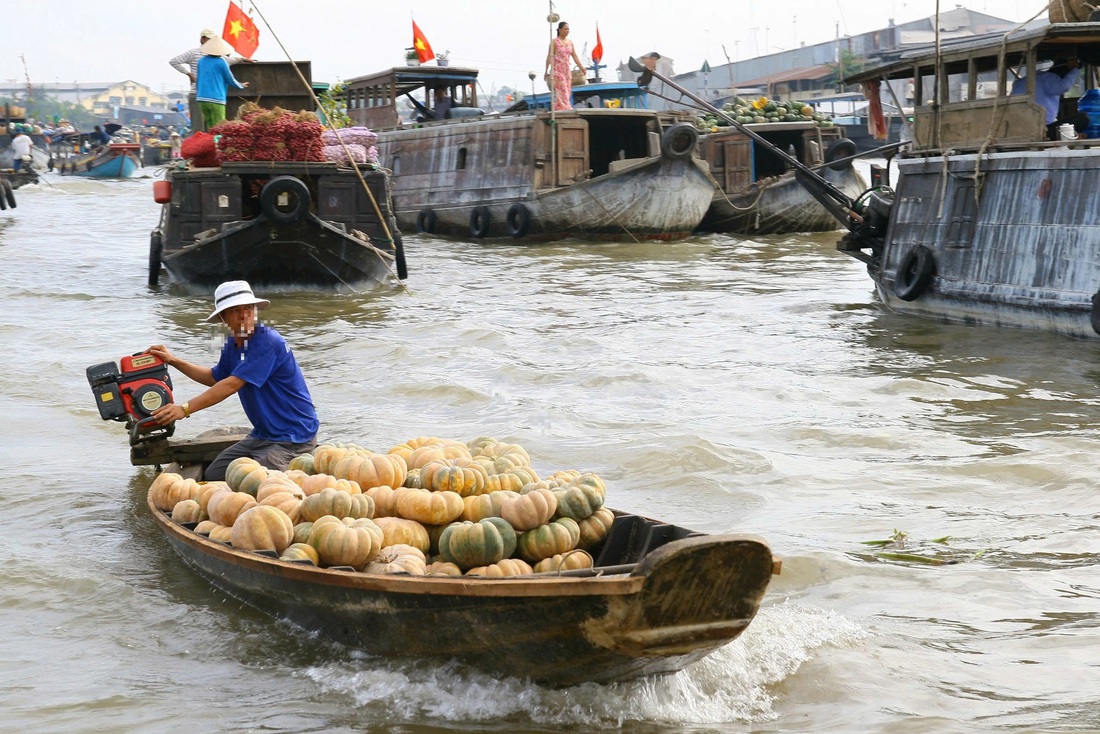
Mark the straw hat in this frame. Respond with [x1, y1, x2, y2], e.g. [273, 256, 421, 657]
[200, 36, 235, 57]
[206, 281, 270, 323]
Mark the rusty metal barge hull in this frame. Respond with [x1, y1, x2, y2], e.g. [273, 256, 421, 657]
[871, 150, 1100, 340]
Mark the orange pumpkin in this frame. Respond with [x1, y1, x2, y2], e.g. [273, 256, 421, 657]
[195, 482, 230, 513]
[577, 507, 615, 550]
[207, 490, 258, 527]
[466, 558, 534, 577]
[230, 505, 295, 552]
[395, 488, 464, 525]
[365, 485, 401, 517]
[517, 517, 580, 562]
[461, 490, 518, 522]
[308, 516, 381, 568]
[225, 457, 264, 490]
[426, 560, 462, 576]
[280, 542, 319, 565]
[259, 490, 304, 523]
[194, 520, 219, 535]
[333, 453, 407, 490]
[533, 549, 593, 574]
[299, 473, 362, 497]
[501, 487, 557, 531]
[149, 472, 201, 512]
[208, 524, 233, 543]
[300, 486, 375, 522]
[170, 499, 205, 524]
[373, 516, 431, 553]
[256, 480, 305, 503]
[363, 544, 428, 575]
[419, 458, 489, 497]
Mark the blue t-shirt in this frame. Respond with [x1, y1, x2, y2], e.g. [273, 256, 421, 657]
[211, 325, 319, 443]
[195, 55, 245, 105]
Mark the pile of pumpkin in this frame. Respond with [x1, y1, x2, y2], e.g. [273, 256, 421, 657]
[148, 436, 614, 578]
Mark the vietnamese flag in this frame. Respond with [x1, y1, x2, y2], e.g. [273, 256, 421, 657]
[412, 20, 435, 63]
[223, 2, 260, 58]
[592, 24, 603, 64]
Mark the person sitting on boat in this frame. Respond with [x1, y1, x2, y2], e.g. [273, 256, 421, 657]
[10, 130, 32, 172]
[91, 125, 111, 148]
[432, 88, 454, 120]
[544, 21, 586, 111]
[195, 36, 249, 131]
[148, 280, 319, 481]
[1011, 57, 1082, 141]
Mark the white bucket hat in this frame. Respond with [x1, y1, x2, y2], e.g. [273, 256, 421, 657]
[200, 27, 218, 40]
[200, 35, 235, 57]
[206, 280, 270, 323]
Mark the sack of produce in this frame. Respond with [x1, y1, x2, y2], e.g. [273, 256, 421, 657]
[180, 131, 219, 167]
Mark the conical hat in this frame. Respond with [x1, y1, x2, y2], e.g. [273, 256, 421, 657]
[200, 36, 235, 57]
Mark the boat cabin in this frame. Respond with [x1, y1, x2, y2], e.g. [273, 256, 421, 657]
[848, 22, 1100, 153]
[506, 81, 653, 111]
[343, 67, 482, 129]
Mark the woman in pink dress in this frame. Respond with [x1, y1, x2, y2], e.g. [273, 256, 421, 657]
[544, 21, 586, 111]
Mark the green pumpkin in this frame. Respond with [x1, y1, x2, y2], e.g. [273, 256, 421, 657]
[518, 517, 580, 562]
[438, 517, 517, 570]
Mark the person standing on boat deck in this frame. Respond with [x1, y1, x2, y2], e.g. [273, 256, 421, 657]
[9, 130, 31, 171]
[147, 281, 319, 482]
[91, 126, 110, 148]
[432, 87, 454, 119]
[544, 21, 586, 111]
[195, 36, 249, 131]
[1011, 58, 1080, 140]
[169, 28, 245, 126]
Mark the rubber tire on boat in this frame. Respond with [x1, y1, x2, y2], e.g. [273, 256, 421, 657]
[1091, 291, 1100, 336]
[2, 179, 15, 210]
[825, 137, 859, 170]
[416, 208, 437, 234]
[894, 245, 936, 301]
[660, 123, 698, 160]
[505, 203, 531, 238]
[469, 206, 491, 238]
[259, 176, 311, 224]
[0, 184, 7, 211]
[148, 230, 163, 287]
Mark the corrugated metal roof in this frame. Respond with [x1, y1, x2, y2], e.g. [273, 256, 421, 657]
[734, 64, 835, 87]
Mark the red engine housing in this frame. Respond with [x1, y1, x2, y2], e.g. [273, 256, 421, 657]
[117, 353, 174, 420]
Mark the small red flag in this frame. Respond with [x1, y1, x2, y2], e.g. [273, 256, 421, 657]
[412, 20, 435, 63]
[592, 25, 603, 64]
[223, 2, 260, 58]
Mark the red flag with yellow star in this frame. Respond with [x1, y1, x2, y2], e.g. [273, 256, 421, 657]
[412, 20, 435, 63]
[223, 2, 260, 58]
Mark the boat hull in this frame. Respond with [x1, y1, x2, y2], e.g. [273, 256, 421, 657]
[869, 149, 1100, 340]
[700, 164, 867, 235]
[154, 163, 405, 289]
[60, 144, 142, 178]
[147, 492, 776, 687]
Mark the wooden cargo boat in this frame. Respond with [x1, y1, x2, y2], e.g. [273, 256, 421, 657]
[696, 122, 867, 234]
[150, 161, 406, 289]
[148, 61, 407, 290]
[836, 22, 1100, 339]
[344, 67, 714, 241]
[133, 429, 778, 687]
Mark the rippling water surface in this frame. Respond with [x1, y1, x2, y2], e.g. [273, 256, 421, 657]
[3, 170, 1100, 733]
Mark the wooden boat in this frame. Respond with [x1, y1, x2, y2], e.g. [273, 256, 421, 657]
[132, 429, 778, 687]
[696, 122, 867, 234]
[836, 22, 1100, 340]
[150, 161, 407, 289]
[343, 67, 714, 241]
[55, 142, 142, 178]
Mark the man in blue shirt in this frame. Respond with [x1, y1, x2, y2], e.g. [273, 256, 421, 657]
[148, 281, 319, 481]
[1012, 58, 1081, 140]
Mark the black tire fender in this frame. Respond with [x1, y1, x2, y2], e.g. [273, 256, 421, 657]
[660, 122, 698, 160]
[391, 217, 408, 280]
[469, 206, 491, 238]
[416, 208, 437, 234]
[894, 245, 936, 302]
[505, 203, 531, 238]
[1090, 290, 1100, 336]
[0, 183, 7, 211]
[3, 178, 16, 209]
[148, 230, 163, 286]
[825, 137, 859, 170]
[259, 176, 311, 224]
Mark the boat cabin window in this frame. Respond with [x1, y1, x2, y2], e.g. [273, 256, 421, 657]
[586, 116, 653, 176]
[392, 156, 401, 175]
[457, 147, 467, 170]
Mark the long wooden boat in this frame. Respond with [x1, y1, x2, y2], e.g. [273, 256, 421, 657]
[133, 429, 778, 687]
[837, 22, 1100, 340]
[56, 142, 142, 178]
[150, 161, 407, 289]
[344, 67, 714, 241]
[697, 122, 867, 234]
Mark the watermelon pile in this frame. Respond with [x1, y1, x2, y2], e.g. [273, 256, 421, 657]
[696, 96, 835, 130]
